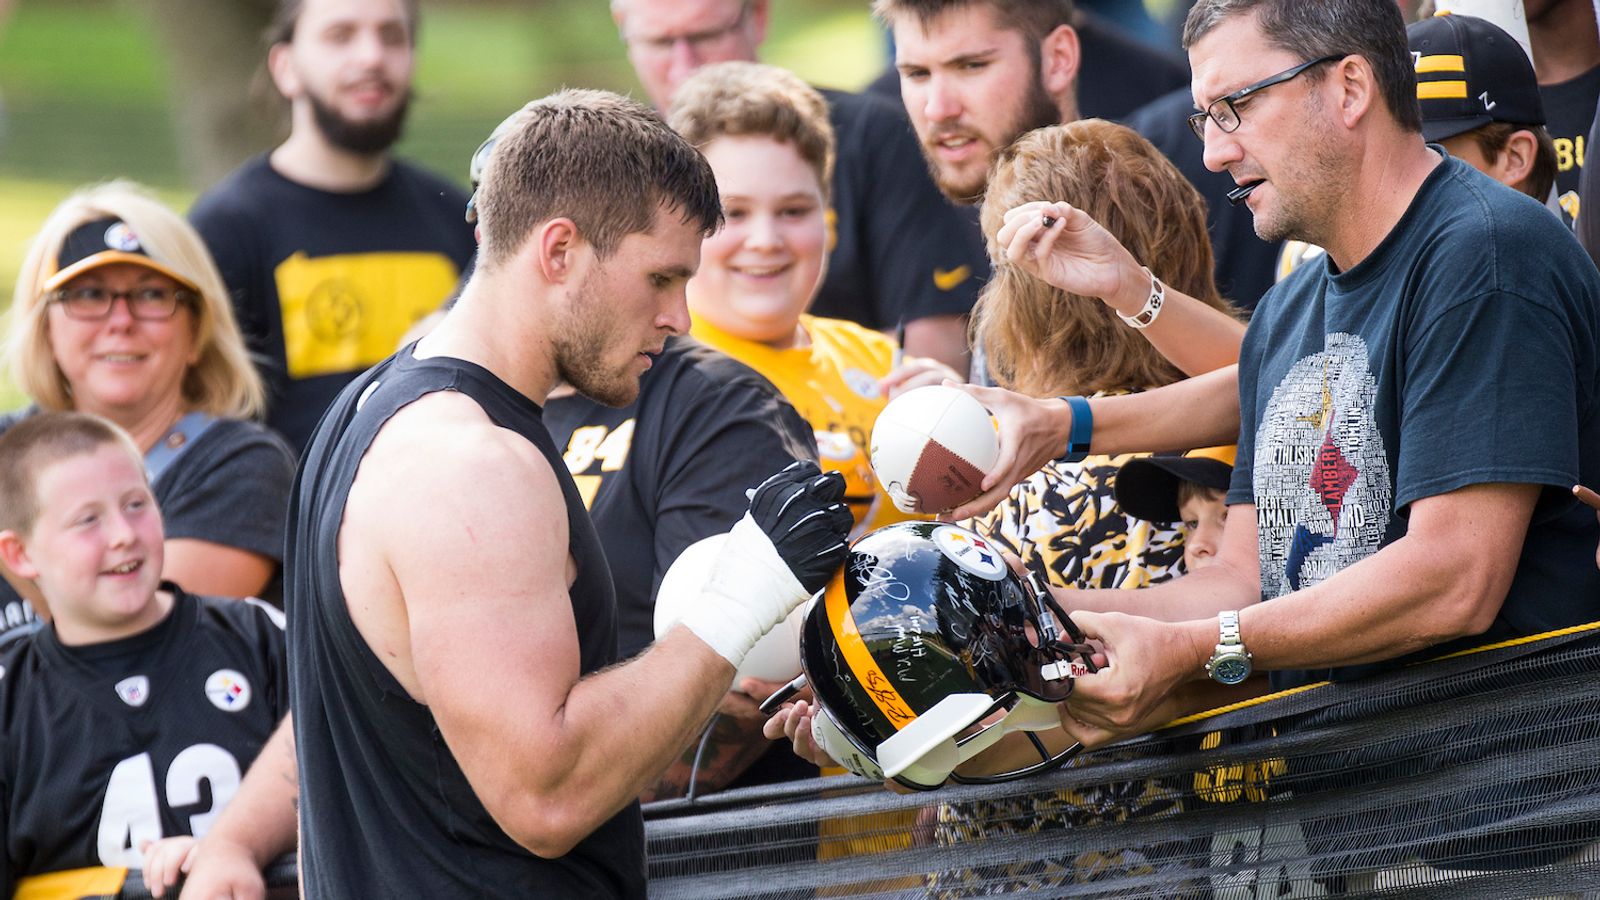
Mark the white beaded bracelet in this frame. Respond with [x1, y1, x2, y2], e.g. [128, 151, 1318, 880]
[1118, 266, 1165, 330]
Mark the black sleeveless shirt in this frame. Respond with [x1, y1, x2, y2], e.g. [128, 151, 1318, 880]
[286, 346, 644, 898]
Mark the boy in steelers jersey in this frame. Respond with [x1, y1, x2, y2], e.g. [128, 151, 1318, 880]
[0, 412, 287, 898]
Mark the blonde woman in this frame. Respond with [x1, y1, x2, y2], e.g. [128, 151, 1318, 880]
[1, 182, 294, 632]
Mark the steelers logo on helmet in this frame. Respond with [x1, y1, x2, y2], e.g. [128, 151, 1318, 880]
[801, 522, 1097, 791]
[932, 525, 1006, 580]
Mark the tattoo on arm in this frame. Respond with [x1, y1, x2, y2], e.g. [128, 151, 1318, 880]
[643, 714, 782, 802]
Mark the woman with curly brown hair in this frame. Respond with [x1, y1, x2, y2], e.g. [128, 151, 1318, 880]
[966, 119, 1243, 594]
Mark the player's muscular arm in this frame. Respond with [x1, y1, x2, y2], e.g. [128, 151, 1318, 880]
[369, 421, 730, 857]
[368, 407, 851, 858]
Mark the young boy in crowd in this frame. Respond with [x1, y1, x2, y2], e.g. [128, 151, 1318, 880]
[0, 411, 287, 897]
[1113, 446, 1236, 574]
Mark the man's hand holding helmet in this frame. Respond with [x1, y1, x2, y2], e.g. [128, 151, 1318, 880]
[1056, 609, 1213, 748]
[678, 461, 853, 673]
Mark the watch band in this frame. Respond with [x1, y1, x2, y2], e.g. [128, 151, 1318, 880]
[1118, 266, 1166, 330]
[1218, 609, 1242, 647]
[1057, 395, 1093, 463]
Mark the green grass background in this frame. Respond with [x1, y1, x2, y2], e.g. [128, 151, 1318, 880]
[0, 0, 884, 410]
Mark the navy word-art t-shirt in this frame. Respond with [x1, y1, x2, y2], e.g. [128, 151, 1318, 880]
[1230, 153, 1600, 689]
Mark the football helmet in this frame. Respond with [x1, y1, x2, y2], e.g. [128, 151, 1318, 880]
[800, 521, 1097, 791]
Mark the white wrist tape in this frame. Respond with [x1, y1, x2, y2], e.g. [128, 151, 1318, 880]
[680, 512, 810, 668]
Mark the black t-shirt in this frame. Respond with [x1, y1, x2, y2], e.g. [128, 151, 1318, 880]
[0, 587, 287, 894]
[1580, 91, 1600, 263]
[810, 88, 990, 333]
[865, 10, 1190, 122]
[1073, 10, 1190, 121]
[0, 411, 295, 638]
[1232, 156, 1600, 689]
[544, 336, 815, 659]
[189, 155, 476, 452]
[287, 346, 642, 898]
[1123, 87, 1282, 310]
[1540, 63, 1600, 228]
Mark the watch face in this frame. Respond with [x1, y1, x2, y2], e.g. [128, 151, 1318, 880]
[1212, 656, 1251, 685]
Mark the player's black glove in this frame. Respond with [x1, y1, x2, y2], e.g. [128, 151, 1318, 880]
[679, 461, 853, 669]
[745, 461, 853, 595]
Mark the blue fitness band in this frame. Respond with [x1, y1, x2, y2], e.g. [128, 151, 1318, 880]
[1058, 395, 1093, 463]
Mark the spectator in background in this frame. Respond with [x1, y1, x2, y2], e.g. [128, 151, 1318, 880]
[670, 61, 959, 539]
[0, 412, 289, 898]
[1527, 0, 1600, 227]
[190, 0, 475, 452]
[868, 3, 1191, 123]
[876, 0, 1277, 310]
[1, 182, 294, 640]
[612, 0, 987, 376]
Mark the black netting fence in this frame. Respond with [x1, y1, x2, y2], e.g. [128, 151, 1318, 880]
[641, 625, 1600, 899]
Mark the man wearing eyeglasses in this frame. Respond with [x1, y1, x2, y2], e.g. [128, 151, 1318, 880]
[611, 0, 988, 377]
[190, 0, 476, 454]
[949, 0, 1600, 861]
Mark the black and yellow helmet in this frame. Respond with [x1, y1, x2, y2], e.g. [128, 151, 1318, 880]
[801, 522, 1096, 791]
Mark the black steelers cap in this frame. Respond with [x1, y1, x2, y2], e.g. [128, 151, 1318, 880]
[1408, 13, 1545, 142]
[41, 217, 198, 294]
[1113, 445, 1236, 525]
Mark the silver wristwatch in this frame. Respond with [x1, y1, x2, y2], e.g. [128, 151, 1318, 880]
[1204, 610, 1253, 685]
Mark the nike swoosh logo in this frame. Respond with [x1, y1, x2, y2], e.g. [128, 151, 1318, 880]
[933, 265, 972, 291]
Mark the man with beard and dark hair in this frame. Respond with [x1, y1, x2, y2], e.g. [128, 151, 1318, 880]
[877, 0, 1282, 311]
[190, 0, 475, 452]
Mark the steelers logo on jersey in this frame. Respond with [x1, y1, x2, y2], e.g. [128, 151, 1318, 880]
[205, 669, 252, 713]
[842, 367, 881, 400]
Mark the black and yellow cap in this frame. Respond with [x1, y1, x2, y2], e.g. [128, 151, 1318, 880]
[40, 218, 199, 294]
[1408, 12, 1545, 142]
[1114, 445, 1236, 525]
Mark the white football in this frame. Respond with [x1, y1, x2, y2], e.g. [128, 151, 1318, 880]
[871, 385, 999, 514]
[653, 533, 808, 683]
